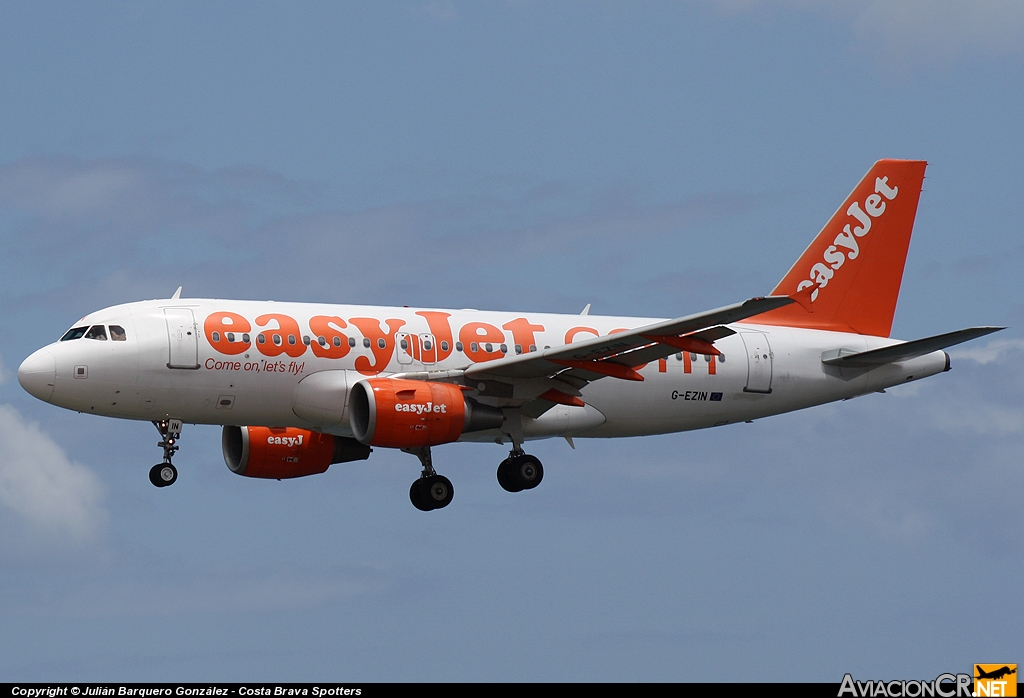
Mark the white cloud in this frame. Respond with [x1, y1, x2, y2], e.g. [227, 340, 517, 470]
[0, 404, 107, 540]
[855, 0, 1024, 63]
[947, 338, 1024, 365]
[709, 0, 1024, 68]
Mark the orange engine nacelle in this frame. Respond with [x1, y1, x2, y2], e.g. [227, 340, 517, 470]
[222, 426, 371, 479]
[349, 378, 504, 448]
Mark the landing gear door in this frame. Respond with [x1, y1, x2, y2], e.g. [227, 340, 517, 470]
[741, 331, 773, 393]
[164, 308, 200, 369]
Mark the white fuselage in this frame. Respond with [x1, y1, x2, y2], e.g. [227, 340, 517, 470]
[19, 298, 949, 442]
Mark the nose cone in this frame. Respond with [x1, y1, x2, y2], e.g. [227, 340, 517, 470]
[18, 348, 56, 402]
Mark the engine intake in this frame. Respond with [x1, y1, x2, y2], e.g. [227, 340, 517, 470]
[349, 378, 504, 448]
[223, 425, 370, 479]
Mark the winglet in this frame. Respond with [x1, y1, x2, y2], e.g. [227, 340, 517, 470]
[171, 286, 183, 300]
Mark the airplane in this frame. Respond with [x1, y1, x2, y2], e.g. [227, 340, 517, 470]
[974, 663, 1015, 679]
[975, 666, 1016, 681]
[17, 159, 1003, 511]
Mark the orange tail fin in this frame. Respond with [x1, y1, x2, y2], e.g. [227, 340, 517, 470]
[754, 159, 927, 337]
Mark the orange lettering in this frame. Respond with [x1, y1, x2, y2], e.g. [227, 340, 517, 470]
[415, 311, 455, 362]
[350, 318, 406, 375]
[204, 312, 252, 355]
[255, 314, 306, 358]
[309, 316, 351, 359]
[503, 318, 545, 354]
[565, 326, 599, 344]
[459, 322, 506, 363]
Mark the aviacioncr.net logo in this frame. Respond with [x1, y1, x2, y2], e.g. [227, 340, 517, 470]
[838, 673, 973, 698]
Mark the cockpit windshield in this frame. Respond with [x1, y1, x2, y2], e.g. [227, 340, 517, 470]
[84, 325, 108, 341]
[60, 326, 89, 341]
[60, 325, 128, 341]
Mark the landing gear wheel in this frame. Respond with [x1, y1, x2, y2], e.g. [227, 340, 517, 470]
[410, 479, 432, 511]
[410, 475, 454, 511]
[497, 458, 520, 492]
[509, 454, 543, 491]
[149, 463, 177, 488]
[424, 475, 454, 509]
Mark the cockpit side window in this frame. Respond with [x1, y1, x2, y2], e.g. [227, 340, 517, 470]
[109, 325, 127, 341]
[84, 325, 108, 341]
[60, 326, 89, 341]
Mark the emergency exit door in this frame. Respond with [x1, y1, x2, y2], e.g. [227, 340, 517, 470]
[741, 331, 773, 393]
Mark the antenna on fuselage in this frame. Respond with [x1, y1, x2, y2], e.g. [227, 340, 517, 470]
[171, 286, 182, 300]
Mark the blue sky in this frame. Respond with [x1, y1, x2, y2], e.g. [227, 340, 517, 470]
[1, 1, 1022, 681]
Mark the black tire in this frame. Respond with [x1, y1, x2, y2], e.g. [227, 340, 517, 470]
[410, 479, 432, 511]
[424, 475, 454, 509]
[497, 458, 521, 492]
[149, 463, 177, 488]
[510, 454, 543, 490]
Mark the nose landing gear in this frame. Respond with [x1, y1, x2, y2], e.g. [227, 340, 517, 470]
[403, 446, 454, 511]
[149, 419, 182, 488]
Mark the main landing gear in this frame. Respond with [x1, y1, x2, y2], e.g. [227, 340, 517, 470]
[149, 419, 182, 488]
[401, 444, 544, 511]
[497, 449, 544, 493]
[404, 446, 454, 512]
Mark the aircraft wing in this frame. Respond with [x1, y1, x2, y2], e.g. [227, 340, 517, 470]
[465, 296, 795, 382]
[821, 326, 1005, 368]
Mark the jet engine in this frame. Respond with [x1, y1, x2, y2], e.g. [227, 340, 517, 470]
[222, 425, 371, 479]
[349, 378, 504, 448]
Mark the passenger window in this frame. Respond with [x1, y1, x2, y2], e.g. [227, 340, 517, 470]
[60, 326, 89, 341]
[348, 337, 356, 348]
[441, 341, 450, 352]
[109, 325, 127, 341]
[84, 325, 108, 341]
[362, 338, 371, 348]
[377, 338, 386, 349]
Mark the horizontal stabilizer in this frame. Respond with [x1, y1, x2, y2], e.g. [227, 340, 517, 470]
[821, 327, 1005, 368]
